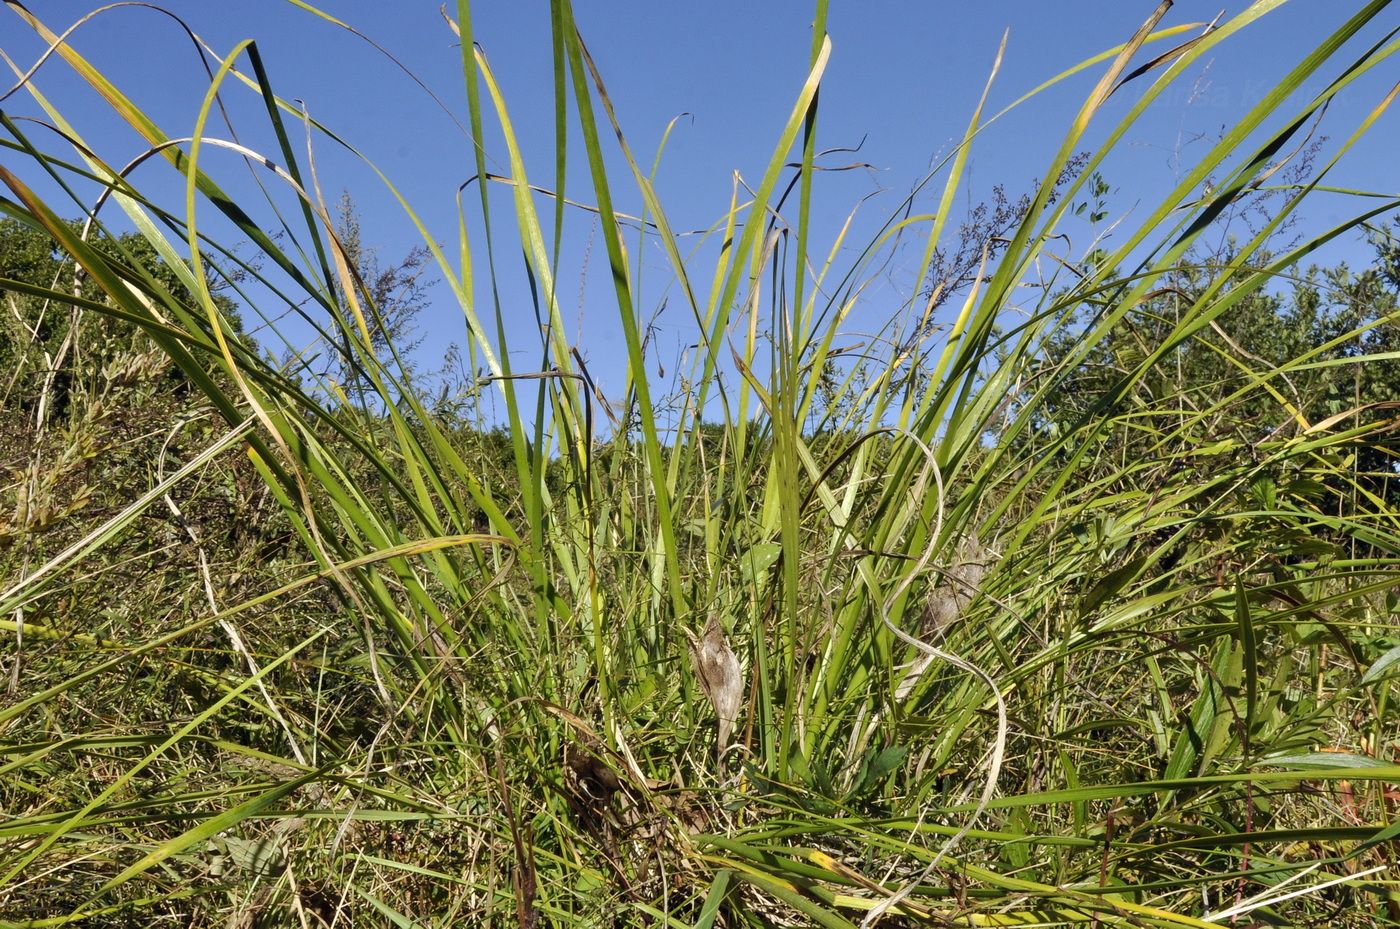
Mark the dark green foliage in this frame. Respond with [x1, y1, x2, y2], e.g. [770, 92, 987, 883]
[1032, 235, 1400, 507]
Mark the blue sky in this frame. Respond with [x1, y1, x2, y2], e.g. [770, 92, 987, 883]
[4, 2, 1397, 421]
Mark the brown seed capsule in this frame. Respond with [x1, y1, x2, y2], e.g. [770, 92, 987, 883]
[684, 615, 743, 762]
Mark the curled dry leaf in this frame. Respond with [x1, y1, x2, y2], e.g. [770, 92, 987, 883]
[683, 615, 743, 760]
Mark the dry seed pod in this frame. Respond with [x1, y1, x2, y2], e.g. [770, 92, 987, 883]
[902, 536, 997, 699]
[950, 535, 992, 603]
[922, 535, 995, 635]
[683, 615, 743, 760]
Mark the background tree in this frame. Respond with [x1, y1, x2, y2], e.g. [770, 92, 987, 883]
[322, 191, 434, 405]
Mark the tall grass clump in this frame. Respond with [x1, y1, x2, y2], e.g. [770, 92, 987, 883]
[3, 0, 1400, 925]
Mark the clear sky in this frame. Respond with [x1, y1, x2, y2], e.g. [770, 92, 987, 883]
[4, 2, 1397, 419]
